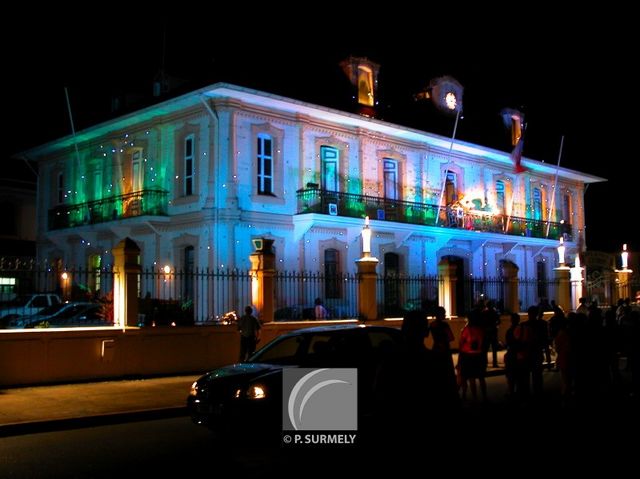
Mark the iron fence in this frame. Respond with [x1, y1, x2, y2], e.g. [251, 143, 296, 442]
[138, 268, 252, 325]
[274, 271, 359, 320]
[376, 275, 443, 317]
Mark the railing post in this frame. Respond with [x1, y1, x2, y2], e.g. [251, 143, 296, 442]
[500, 260, 520, 313]
[356, 258, 378, 321]
[249, 238, 275, 323]
[615, 269, 633, 304]
[112, 238, 141, 328]
[554, 265, 571, 313]
[438, 260, 457, 316]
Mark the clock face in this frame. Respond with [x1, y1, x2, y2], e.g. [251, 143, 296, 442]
[445, 92, 457, 110]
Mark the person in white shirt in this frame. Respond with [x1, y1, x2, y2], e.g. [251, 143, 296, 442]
[314, 297, 328, 320]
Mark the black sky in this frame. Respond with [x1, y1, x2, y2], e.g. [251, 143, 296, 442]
[5, 10, 637, 255]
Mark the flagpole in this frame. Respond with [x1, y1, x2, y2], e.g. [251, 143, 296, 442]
[434, 108, 461, 226]
[545, 136, 564, 238]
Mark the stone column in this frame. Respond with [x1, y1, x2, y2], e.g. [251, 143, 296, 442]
[112, 238, 141, 328]
[615, 269, 633, 303]
[356, 257, 379, 321]
[249, 239, 275, 323]
[570, 264, 584, 312]
[554, 266, 571, 313]
[500, 261, 520, 314]
[438, 260, 457, 317]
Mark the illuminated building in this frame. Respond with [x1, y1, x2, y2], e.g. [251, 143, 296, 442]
[24, 65, 604, 317]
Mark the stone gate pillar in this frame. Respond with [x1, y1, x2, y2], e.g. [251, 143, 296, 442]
[112, 237, 141, 328]
[249, 238, 275, 323]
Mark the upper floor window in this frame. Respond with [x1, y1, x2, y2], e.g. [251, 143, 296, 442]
[383, 159, 398, 200]
[184, 135, 195, 196]
[496, 180, 505, 213]
[131, 150, 143, 192]
[257, 133, 273, 195]
[57, 172, 65, 204]
[321, 146, 339, 192]
[445, 170, 458, 204]
[563, 194, 572, 222]
[532, 187, 543, 221]
[93, 171, 102, 201]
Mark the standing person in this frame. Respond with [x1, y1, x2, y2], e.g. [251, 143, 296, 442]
[237, 306, 261, 362]
[314, 297, 328, 320]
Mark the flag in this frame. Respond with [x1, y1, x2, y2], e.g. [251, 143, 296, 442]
[501, 108, 526, 173]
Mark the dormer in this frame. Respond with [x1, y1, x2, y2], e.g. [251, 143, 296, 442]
[340, 56, 380, 117]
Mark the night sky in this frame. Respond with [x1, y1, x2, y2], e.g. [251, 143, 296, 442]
[5, 10, 636, 255]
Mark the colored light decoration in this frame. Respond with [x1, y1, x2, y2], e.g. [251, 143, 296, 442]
[557, 237, 566, 266]
[621, 244, 629, 270]
[362, 216, 371, 257]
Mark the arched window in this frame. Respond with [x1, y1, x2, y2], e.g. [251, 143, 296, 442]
[183, 246, 194, 301]
[537, 260, 547, 301]
[324, 248, 340, 299]
[384, 252, 400, 313]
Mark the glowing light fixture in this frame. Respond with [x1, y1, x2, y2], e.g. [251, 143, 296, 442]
[621, 243, 629, 270]
[163, 265, 171, 275]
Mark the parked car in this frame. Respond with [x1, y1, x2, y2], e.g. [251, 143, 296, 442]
[0, 294, 62, 323]
[187, 324, 406, 436]
[273, 305, 316, 321]
[26, 303, 111, 328]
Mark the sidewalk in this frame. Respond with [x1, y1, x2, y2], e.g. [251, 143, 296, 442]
[0, 351, 510, 432]
[0, 374, 199, 435]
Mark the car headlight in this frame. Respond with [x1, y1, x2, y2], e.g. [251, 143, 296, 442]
[189, 381, 199, 397]
[234, 384, 267, 400]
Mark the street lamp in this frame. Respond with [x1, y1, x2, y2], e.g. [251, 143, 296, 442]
[362, 216, 371, 257]
[557, 237, 566, 266]
[621, 243, 629, 270]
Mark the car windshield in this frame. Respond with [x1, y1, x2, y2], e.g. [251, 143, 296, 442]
[249, 335, 305, 364]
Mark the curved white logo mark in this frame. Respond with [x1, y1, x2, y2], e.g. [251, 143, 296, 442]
[287, 368, 353, 431]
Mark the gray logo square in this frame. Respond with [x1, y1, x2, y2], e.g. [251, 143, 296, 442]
[282, 368, 357, 431]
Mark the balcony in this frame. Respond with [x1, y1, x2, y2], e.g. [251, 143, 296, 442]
[296, 188, 572, 240]
[48, 189, 169, 230]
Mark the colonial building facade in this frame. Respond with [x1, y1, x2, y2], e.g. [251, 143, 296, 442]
[27, 72, 604, 319]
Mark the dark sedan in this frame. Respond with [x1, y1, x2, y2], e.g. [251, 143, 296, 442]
[187, 324, 407, 435]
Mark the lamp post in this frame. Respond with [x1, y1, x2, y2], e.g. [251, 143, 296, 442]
[355, 216, 378, 320]
[557, 237, 566, 266]
[570, 254, 584, 312]
[615, 243, 632, 302]
[554, 237, 571, 312]
[362, 216, 371, 257]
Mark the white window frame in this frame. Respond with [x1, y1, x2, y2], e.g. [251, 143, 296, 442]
[257, 133, 274, 195]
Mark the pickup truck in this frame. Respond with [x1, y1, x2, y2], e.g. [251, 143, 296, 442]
[0, 293, 62, 321]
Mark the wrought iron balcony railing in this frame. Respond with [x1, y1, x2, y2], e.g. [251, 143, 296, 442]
[296, 188, 572, 240]
[48, 189, 169, 230]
